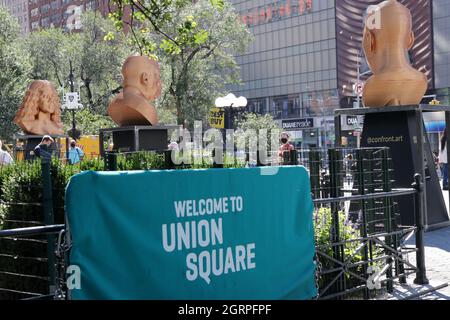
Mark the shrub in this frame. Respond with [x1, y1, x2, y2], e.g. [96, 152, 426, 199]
[313, 207, 384, 298]
[117, 152, 166, 171]
[0, 152, 292, 299]
[0, 159, 95, 299]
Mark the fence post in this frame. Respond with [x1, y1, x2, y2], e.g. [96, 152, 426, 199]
[41, 160, 56, 295]
[164, 150, 175, 169]
[283, 150, 290, 165]
[412, 173, 429, 285]
[356, 149, 370, 299]
[290, 149, 298, 165]
[328, 148, 344, 296]
[212, 149, 224, 168]
[381, 148, 395, 292]
[105, 152, 118, 171]
[309, 150, 320, 199]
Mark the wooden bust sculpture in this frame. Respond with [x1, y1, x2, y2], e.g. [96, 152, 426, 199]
[108, 56, 162, 126]
[362, 0, 428, 107]
[13, 80, 64, 135]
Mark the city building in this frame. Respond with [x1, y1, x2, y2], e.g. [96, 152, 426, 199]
[0, 0, 30, 34]
[27, 0, 110, 32]
[229, 0, 437, 148]
[229, 0, 336, 149]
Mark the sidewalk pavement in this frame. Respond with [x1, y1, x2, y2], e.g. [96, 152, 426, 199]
[384, 188, 450, 300]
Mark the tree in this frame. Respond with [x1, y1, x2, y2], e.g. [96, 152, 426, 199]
[23, 11, 131, 115]
[109, 0, 252, 127]
[0, 8, 31, 141]
[75, 12, 131, 114]
[235, 113, 279, 132]
[61, 109, 115, 135]
[234, 113, 280, 154]
[23, 27, 70, 87]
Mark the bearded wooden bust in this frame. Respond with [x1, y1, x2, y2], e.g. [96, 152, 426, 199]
[14, 80, 64, 135]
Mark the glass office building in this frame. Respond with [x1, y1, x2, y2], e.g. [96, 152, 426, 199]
[229, 0, 435, 148]
[229, 0, 338, 148]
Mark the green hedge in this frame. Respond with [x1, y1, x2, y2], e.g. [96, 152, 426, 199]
[0, 152, 245, 299]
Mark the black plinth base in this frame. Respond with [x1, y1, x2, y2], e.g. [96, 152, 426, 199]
[101, 126, 170, 153]
[361, 111, 449, 228]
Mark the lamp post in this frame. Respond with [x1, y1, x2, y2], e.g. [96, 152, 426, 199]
[68, 60, 77, 138]
[214, 93, 248, 130]
[62, 60, 83, 140]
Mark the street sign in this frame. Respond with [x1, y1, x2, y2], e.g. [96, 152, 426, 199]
[62, 92, 83, 110]
[353, 81, 365, 96]
[282, 118, 314, 130]
[209, 107, 225, 129]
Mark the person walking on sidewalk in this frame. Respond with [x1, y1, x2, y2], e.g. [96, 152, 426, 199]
[68, 139, 84, 165]
[439, 129, 448, 190]
[0, 140, 13, 166]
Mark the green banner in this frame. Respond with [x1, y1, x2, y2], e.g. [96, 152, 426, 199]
[66, 166, 316, 299]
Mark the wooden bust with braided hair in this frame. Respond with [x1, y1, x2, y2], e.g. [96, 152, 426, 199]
[14, 80, 64, 135]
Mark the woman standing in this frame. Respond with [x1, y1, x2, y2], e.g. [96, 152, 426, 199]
[439, 129, 448, 190]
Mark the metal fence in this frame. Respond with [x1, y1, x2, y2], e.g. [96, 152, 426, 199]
[0, 147, 433, 300]
[308, 148, 428, 299]
[0, 161, 67, 299]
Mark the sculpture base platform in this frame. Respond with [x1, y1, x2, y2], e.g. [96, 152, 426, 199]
[99, 126, 179, 155]
[14, 134, 68, 161]
[335, 105, 450, 230]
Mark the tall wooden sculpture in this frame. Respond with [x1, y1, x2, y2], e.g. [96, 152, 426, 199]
[362, 0, 428, 107]
[108, 56, 162, 126]
[14, 80, 64, 136]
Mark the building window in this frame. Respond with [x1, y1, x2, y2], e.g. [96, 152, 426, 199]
[51, 13, 60, 24]
[247, 98, 267, 115]
[86, 0, 97, 10]
[41, 4, 50, 14]
[30, 8, 39, 17]
[270, 96, 289, 119]
[31, 21, 39, 30]
[302, 90, 339, 117]
[41, 17, 50, 27]
[51, 0, 59, 10]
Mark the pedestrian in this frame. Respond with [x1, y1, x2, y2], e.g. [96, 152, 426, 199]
[439, 129, 448, 190]
[34, 135, 54, 163]
[0, 140, 13, 166]
[278, 132, 294, 162]
[68, 139, 84, 165]
[168, 141, 179, 151]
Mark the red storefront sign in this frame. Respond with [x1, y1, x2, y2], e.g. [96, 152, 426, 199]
[241, 0, 314, 27]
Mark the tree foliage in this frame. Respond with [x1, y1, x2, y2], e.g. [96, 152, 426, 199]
[0, 8, 31, 141]
[108, 0, 252, 127]
[23, 11, 131, 115]
[235, 113, 279, 132]
[61, 109, 116, 135]
[234, 113, 280, 152]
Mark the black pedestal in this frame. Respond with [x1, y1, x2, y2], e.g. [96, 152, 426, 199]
[360, 111, 449, 228]
[100, 126, 174, 154]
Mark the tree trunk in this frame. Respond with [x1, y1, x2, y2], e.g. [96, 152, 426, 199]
[176, 95, 184, 126]
[84, 80, 94, 112]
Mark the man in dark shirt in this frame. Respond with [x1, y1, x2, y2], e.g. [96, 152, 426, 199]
[34, 135, 54, 162]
